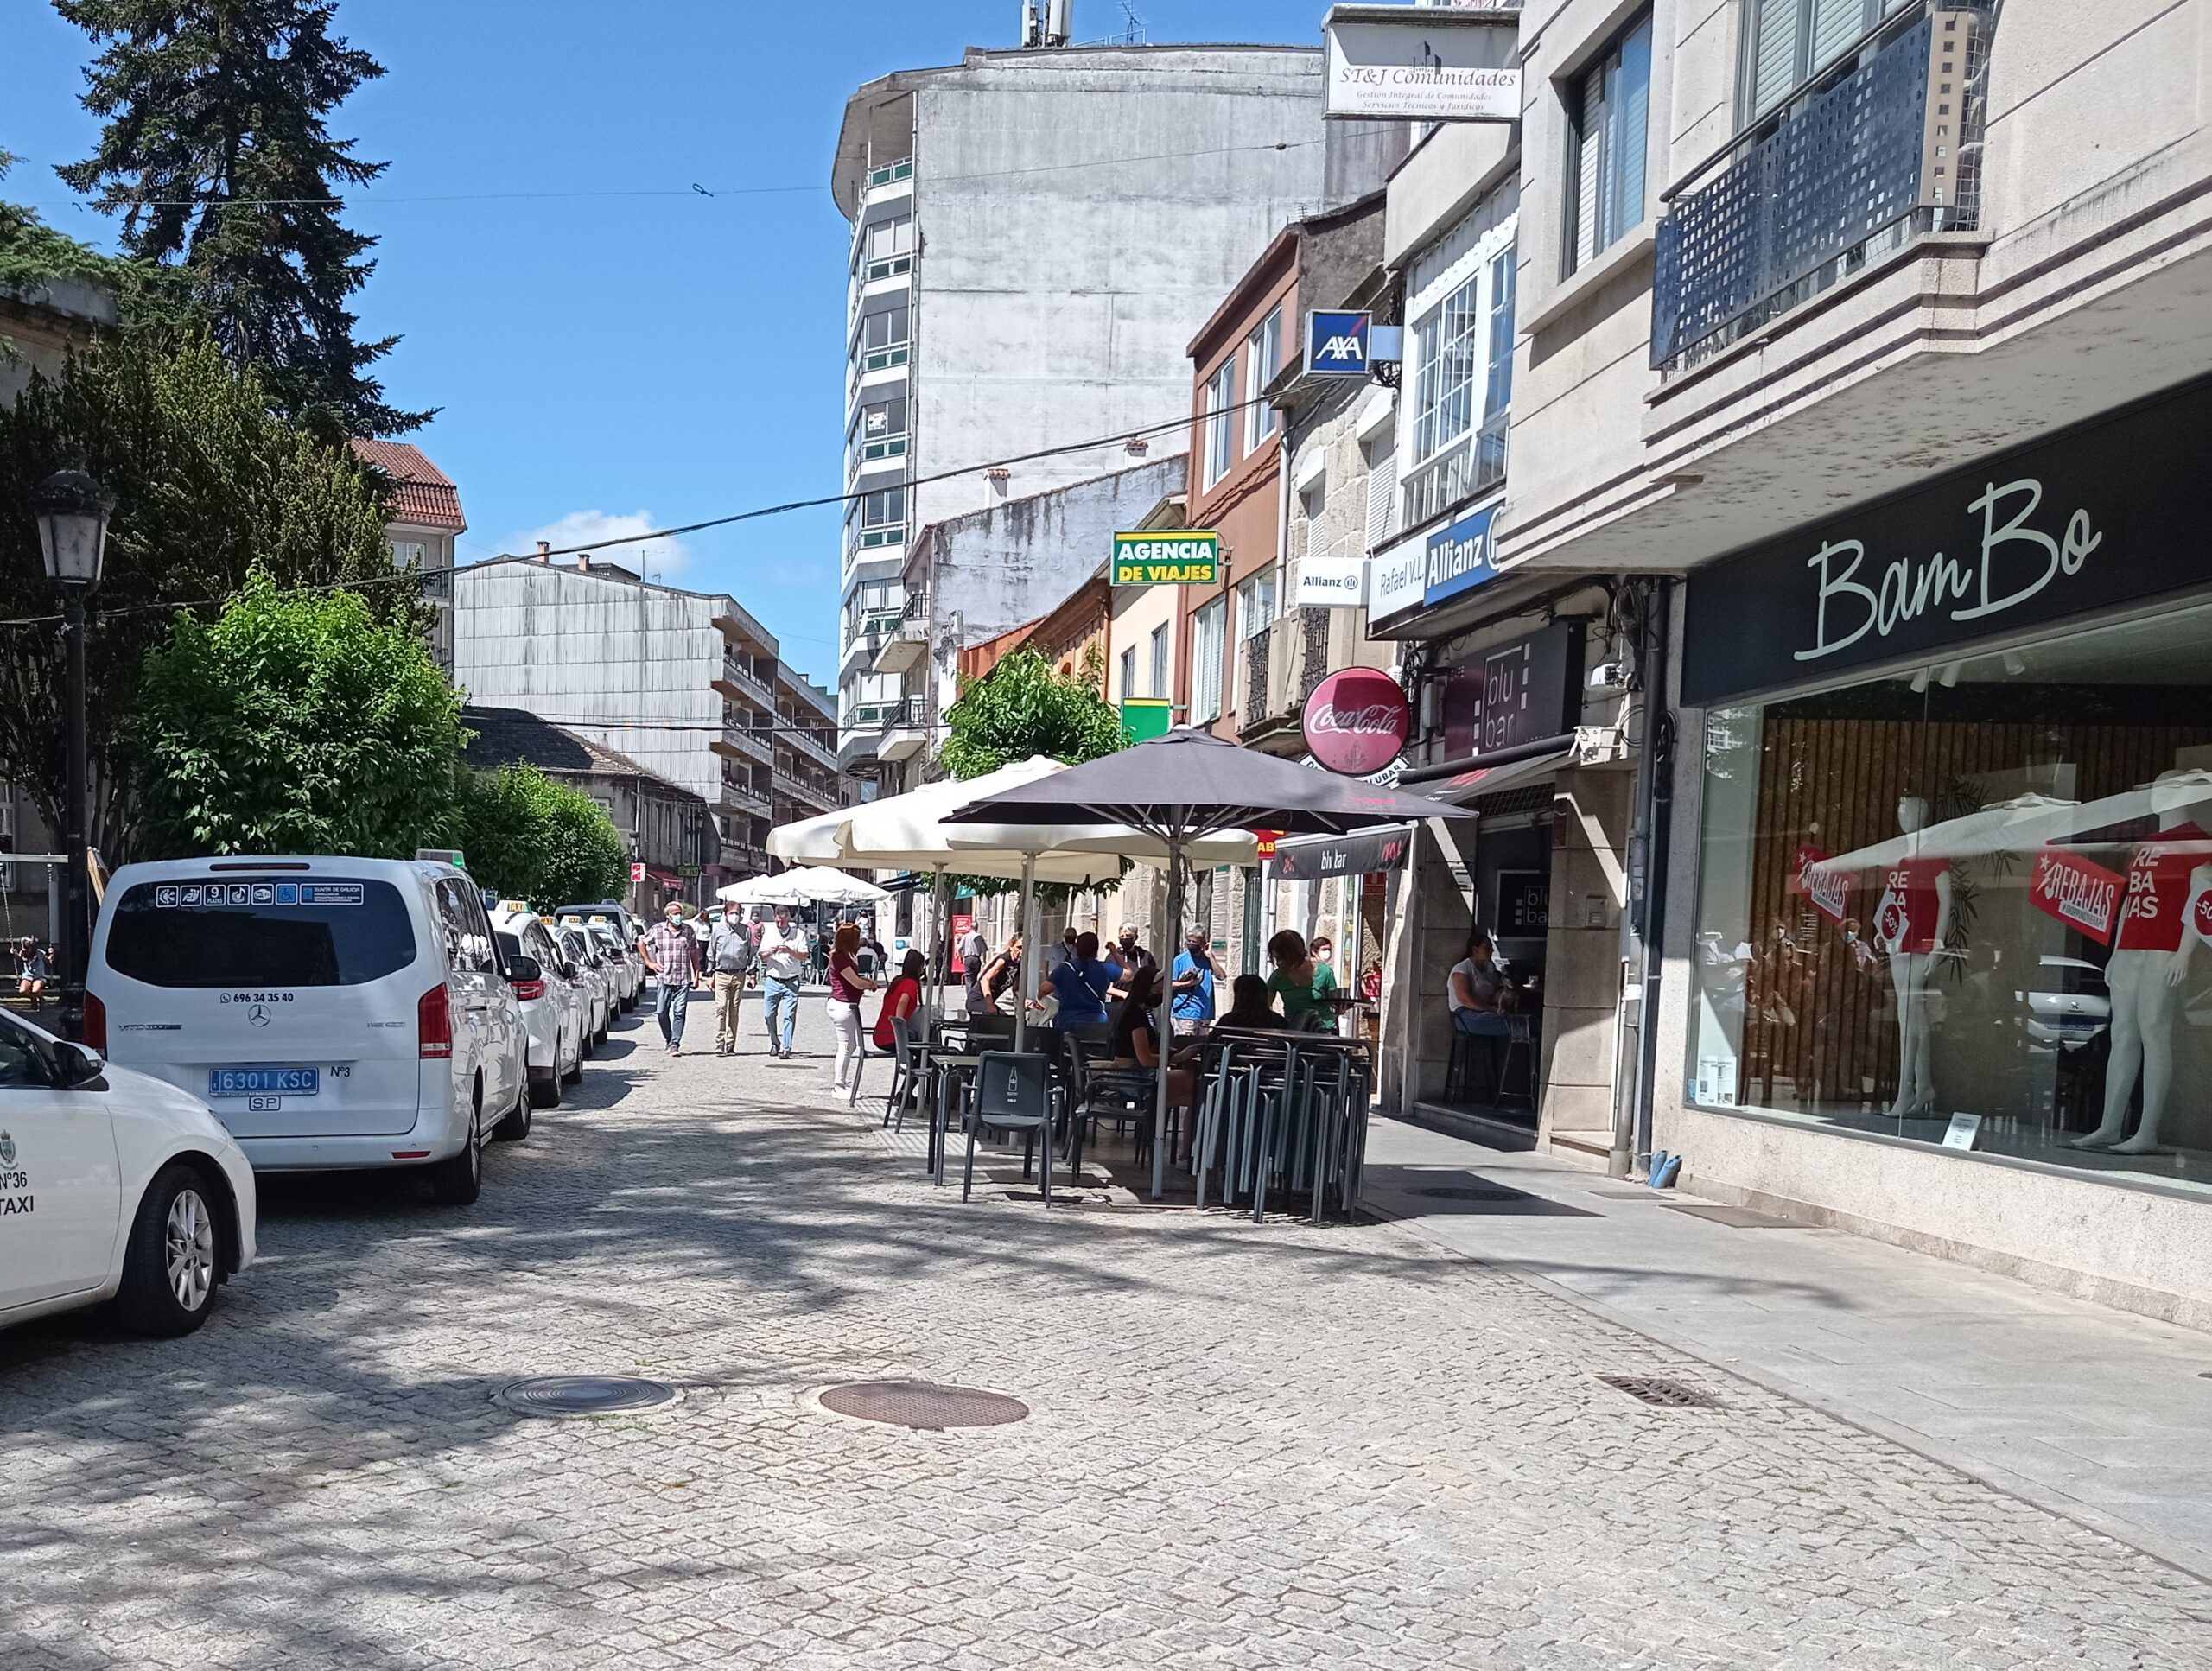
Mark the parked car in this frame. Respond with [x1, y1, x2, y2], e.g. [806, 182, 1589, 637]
[489, 907, 586, 1110]
[557, 905, 645, 1010]
[554, 924, 613, 1049]
[0, 1004, 257, 1337]
[89, 856, 531, 1205]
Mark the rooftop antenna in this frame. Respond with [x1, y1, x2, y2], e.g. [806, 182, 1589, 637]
[1117, 1, 1146, 43]
[1046, 0, 1073, 47]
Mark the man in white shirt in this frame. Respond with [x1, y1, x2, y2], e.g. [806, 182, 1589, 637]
[757, 905, 810, 1059]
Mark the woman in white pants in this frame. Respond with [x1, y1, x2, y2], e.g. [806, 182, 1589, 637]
[825, 922, 878, 1090]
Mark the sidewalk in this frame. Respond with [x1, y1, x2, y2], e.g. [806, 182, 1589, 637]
[1364, 1113, 2212, 1582]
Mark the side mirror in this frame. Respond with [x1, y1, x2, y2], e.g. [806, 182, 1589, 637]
[56, 1040, 107, 1090]
[561, 961, 580, 982]
[504, 954, 542, 985]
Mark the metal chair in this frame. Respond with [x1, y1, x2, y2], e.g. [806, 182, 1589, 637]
[880, 1014, 923, 1130]
[961, 1051, 1061, 1204]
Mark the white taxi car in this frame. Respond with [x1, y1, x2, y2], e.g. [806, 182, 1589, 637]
[553, 924, 613, 1049]
[89, 855, 530, 1205]
[556, 905, 642, 1012]
[489, 906, 585, 1109]
[0, 1006, 257, 1337]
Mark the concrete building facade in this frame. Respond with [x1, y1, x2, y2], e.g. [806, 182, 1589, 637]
[351, 439, 466, 675]
[830, 37, 1344, 788]
[1460, 0, 2212, 1327]
[452, 555, 842, 903]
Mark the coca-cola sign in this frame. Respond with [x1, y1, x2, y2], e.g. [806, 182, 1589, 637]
[1303, 667, 1409, 776]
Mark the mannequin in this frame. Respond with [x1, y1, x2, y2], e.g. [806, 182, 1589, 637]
[2069, 772, 2211, 1154]
[1878, 797, 1952, 1117]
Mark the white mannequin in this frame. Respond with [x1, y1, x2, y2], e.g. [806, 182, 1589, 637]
[2070, 773, 2211, 1154]
[1883, 797, 1952, 1118]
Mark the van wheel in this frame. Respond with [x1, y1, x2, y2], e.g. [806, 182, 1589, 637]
[429, 1109, 482, 1205]
[114, 1165, 224, 1337]
[496, 1077, 532, 1141]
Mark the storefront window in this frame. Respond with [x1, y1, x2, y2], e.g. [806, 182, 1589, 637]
[1689, 600, 2212, 1193]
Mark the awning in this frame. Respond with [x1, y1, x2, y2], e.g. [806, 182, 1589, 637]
[1272, 823, 1415, 880]
[1431, 746, 1571, 807]
[646, 869, 683, 886]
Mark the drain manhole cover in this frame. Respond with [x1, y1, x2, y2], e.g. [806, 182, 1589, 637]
[818, 1380, 1028, 1430]
[493, 1376, 682, 1418]
[1598, 1375, 1723, 1409]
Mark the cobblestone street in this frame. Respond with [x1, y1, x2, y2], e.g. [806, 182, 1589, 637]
[6, 998, 2212, 1670]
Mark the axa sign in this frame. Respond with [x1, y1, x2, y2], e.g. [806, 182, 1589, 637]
[1682, 378, 2212, 704]
[1306, 311, 1371, 377]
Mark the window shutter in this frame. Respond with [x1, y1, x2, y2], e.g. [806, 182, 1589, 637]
[1809, 0, 1865, 73]
[1573, 61, 1605, 271]
[1366, 452, 1397, 550]
[1611, 19, 1653, 244]
[1750, 0, 1802, 118]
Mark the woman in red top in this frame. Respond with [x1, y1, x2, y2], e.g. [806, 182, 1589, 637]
[826, 922, 879, 1092]
[874, 950, 926, 1051]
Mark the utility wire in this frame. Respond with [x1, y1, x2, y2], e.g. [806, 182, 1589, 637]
[22, 138, 1319, 212]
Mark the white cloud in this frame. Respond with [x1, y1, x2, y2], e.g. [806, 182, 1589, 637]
[508, 510, 692, 579]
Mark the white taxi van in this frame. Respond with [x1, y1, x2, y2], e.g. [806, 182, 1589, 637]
[87, 855, 530, 1205]
[0, 1004, 257, 1337]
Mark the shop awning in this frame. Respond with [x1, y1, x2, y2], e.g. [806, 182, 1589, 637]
[1431, 746, 1572, 807]
[1272, 823, 1415, 880]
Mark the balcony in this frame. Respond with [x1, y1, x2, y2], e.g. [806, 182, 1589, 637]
[868, 157, 913, 191]
[711, 722, 772, 768]
[877, 695, 931, 765]
[1240, 608, 1338, 751]
[1401, 413, 1507, 531]
[714, 651, 773, 707]
[1652, 6, 1984, 375]
[719, 778, 771, 820]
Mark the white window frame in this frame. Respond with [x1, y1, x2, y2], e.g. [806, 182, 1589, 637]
[1191, 596, 1228, 723]
[1149, 622, 1171, 698]
[1565, 14, 1654, 277]
[1410, 273, 1483, 466]
[1118, 645, 1136, 702]
[1204, 358, 1237, 487]
[1244, 308, 1282, 455]
[1236, 566, 1278, 642]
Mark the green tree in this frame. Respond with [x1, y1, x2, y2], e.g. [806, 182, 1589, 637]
[54, 0, 427, 435]
[0, 330, 404, 857]
[938, 646, 1128, 781]
[132, 569, 459, 858]
[938, 645, 1129, 901]
[0, 152, 194, 327]
[450, 765, 630, 912]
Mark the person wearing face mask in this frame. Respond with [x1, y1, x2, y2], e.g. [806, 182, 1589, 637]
[708, 903, 759, 1056]
[639, 901, 704, 1056]
[757, 905, 811, 1060]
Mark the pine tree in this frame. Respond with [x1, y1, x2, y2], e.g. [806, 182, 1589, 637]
[54, 0, 429, 435]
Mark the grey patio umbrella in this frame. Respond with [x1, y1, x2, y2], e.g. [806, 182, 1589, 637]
[944, 728, 1474, 1200]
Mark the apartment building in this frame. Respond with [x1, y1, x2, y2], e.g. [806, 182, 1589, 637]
[830, 35, 1341, 790]
[351, 439, 466, 675]
[452, 554, 842, 904]
[1484, 0, 2212, 1327]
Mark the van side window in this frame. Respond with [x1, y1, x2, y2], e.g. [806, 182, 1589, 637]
[433, 882, 475, 972]
[0, 1014, 52, 1087]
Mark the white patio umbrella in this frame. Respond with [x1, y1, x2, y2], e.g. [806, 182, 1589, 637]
[716, 866, 890, 908]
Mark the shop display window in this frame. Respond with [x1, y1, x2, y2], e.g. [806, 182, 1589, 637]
[1689, 600, 2212, 1193]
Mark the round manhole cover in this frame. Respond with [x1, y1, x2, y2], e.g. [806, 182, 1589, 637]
[818, 1380, 1028, 1431]
[493, 1376, 682, 1418]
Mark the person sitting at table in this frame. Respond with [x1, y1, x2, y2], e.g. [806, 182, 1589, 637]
[1047, 931, 1116, 1030]
[1215, 973, 1284, 1032]
[1111, 965, 1194, 1117]
[1264, 929, 1340, 1033]
[1448, 931, 1514, 1038]
[873, 950, 927, 1052]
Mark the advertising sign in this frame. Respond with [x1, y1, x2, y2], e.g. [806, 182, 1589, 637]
[1370, 542, 1426, 623]
[1273, 824, 1413, 881]
[1425, 499, 1503, 607]
[1791, 842, 1853, 925]
[1306, 310, 1371, 376]
[631, 862, 646, 883]
[1295, 556, 1368, 608]
[1114, 531, 1220, 587]
[1682, 377, 2212, 704]
[1121, 696, 1173, 743]
[950, 911, 975, 975]
[1324, 7, 1522, 124]
[2031, 848, 2125, 944]
[1441, 622, 1585, 759]
[1304, 667, 1411, 776]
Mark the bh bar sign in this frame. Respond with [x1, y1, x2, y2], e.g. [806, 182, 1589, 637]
[1114, 531, 1220, 587]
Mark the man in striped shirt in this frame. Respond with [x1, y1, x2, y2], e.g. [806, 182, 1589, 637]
[640, 902, 703, 1055]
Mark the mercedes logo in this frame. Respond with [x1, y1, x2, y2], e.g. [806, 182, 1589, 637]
[249, 1004, 272, 1027]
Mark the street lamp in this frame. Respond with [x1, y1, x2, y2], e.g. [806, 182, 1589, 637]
[29, 465, 115, 1042]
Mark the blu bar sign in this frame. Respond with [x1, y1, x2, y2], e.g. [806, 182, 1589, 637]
[1425, 499, 1503, 607]
[1681, 377, 2212, 704]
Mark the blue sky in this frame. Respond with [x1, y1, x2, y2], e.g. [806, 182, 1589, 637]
[0, 1, 1318, 688]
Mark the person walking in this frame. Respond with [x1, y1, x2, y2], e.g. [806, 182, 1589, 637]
[826, 923, 880, 1092]
[708, 903, 758, 1056]
[961, 924, 992, 1013]
[639, 901, 703, 1055]
[758, 905, 810, 1059]
[1170, 927, 1220, 1039]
